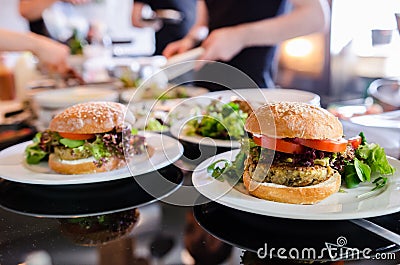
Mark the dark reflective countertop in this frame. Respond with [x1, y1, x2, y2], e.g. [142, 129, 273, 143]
[1, 131, 400, 265]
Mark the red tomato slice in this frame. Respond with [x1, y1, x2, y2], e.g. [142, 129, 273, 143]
[58, 132, 95, 140]
[348, 135, 362, 149]
[297, 138, 348, 153]
[253, 135, 305, 154]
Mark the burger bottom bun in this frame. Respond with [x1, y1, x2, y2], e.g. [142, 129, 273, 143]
[49, 154, 126, 175]
[243, 169, 341, 205]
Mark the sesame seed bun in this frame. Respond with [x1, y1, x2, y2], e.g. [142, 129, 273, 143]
[49, 102, 135, 134]
[244, 102, 343, 140]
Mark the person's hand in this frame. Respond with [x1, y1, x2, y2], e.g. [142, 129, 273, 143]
[196, 26, 245, 69]
[162, 37, 197, 58]
[32, 36, 71, 74]
[62, 0, 91, 5]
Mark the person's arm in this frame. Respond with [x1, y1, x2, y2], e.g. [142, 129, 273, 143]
[131, 1, 146, 28]
[19, 0, 91, 21]
[198, 0, 330, 65]
[19, 0, 58, 21]
[237, 0, 329, 47]
[162, 0, 209, 57]
[131, 1, 163, 31]
[0, 29, 70, 73]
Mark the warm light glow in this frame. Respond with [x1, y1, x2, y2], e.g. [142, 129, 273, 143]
[283, 38, 314, 58]
[278, 33, 325, 76]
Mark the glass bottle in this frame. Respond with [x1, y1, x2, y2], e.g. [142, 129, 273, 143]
[0, 55, 16, 101]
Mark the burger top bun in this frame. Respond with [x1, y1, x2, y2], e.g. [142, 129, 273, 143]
[49, 102, 135, 134]
[245, 102, 343, 140]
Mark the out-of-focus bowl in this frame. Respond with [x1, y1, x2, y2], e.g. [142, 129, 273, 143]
[327, 98, 383, 120]
[367, 78, 400, 112]
[193, 88, 321, 108]
[31, 86, 119, 129]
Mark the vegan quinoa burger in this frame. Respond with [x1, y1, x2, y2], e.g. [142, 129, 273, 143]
[243, 102, 351, 204]
[25, 101, 145, 174]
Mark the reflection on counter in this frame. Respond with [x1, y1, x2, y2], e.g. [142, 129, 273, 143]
[58, 209, 140, 246]
[184, 211, 232, 265]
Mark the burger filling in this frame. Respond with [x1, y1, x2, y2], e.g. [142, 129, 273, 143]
[243, 139, 352, 187]
[25, 126, 145, 167]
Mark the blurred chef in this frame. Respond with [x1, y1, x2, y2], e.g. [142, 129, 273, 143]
[163, 0, 330, 89]
[131, 0, 196, 55]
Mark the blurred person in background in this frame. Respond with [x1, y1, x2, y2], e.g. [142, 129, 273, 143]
[0, 28, 70, 74]
[131, 0, 196, 55]
[163, 0, 330, 89]
[19, 0, 91, 38]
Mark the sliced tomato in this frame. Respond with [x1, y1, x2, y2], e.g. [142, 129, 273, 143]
[253, 135, 305, 154]
[348, 135, 362, 149]
[58, 132, 95, 140]
[297, 138, 348, 153]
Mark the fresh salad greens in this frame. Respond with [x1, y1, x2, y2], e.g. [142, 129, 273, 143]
[145, 117, 169, 132]
[185, 101, 248, 140]
[25, 131, 113, 166]
[207, 138, 255, 183]
[25, 127, 144, 167]
[25, 131, 60, 164]
[344, 132, 395, 191]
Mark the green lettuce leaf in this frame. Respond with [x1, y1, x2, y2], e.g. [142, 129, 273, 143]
[356, 143, 395, 175]
[60, 138, 85, 148]
[25, 132, 48, 164]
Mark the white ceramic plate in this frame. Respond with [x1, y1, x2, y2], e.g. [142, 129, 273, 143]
[33, 86, 119, 109]
[169, 119, 241, 148]
[341, 120, 400, 159]
[120, 85, 209, 104]
[349, 110, 400, 129]
[169, 88, 320, 148]
[192, 150, 400, 220]
[194, 88, 321, 107]
[0, 132, 183, 185]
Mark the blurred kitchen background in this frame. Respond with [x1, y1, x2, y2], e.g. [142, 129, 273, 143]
[1, 0, 400, 107]
[1, 2, 400, 264]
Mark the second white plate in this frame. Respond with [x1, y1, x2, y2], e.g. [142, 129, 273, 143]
[169, 119, 241, 148]
[0, 132, 183, 185]
[192, 150, 400, 220]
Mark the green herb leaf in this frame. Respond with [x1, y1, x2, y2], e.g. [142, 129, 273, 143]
[354, 158, 371, 182]
[89, 136, 111, 160]
[145, 118, 168, 132]
[59, 138, 84, 148]
[359, 132, 367, 145]
[372, 176, 388, 191]
[185, 100, 247, 140]
[25, 145, 48, 164]
[207, 159, 232, 180]
[25, 132, 49, 164]
[344, 132, 396, 192]
[131, 128, 138, 135]
[344, 164, 361, 188]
